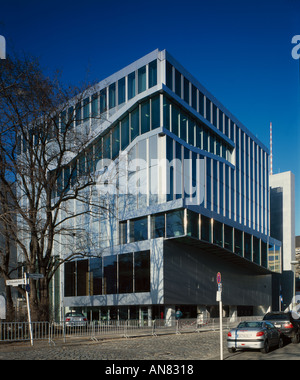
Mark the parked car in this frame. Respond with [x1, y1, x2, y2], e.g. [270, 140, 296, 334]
[227, 320, 283, 354]
[263, 311, 300, 344]
[65, 312, 88, 327]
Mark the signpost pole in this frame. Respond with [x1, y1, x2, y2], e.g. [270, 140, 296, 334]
[216, 272, 223, 361]
[24, 273, 33, 346]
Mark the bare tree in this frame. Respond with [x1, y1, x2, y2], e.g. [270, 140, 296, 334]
[0, 54, 111, 321]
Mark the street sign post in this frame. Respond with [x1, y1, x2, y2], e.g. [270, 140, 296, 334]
[216, 272, 223, 361]
[6, 273, 33, 346]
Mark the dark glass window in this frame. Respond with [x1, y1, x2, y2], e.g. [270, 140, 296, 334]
[175, 69, 181, 97]
[151, 213, 165, 238]
[64, 261, 75, 297]
[261, 241, 268, 268]
[130, 216, 148, 242]
[206, 158, 212, 210]
[103, 133, 111, 159]
[128, 72, 136, 100]
[172, 106, 179, 136]
[100, 89, 107, 113]
[192, 84, 197, 110]
[206, 98, 211, 122]
[187, 210, 199, 238]
[213, 104, 218, 128]
[253, 236, 260, 265]
[109, 83, 116, 109]
[90, 258, 102, 296]
[184, 77, 189, 103]
[151, 95, 160, 130]
[166, 209, 184, 237]
[163, 96, 170, 130]
[244, 233, 252, 261]
[83, 97, 89, 121]
[118, 77, 126, 105]
[77, 260, 88, 296]
[138, 66, 146, 93]
[119, 253, 133, 293]
[188, 119, 195, 146]
[213, 220, 223, 247]
[103, 255, 117, 294]
[75, 102, 82, 126]
[91, 94, 98, 118]
[141, 100, 150, 134]
[166, 61, 173, 90]
[201, 215, 211, 242]
[121, 115, 129, 150]
[199, 91, 204, 117]
[149, 60, 157, 88]
[134, 251, 150, 293]
[112, 125, 120, 159]
[234, 229, 243, 256]
[131, 107, 139, 141]
[180, 113, 187, 142]
[224, 224, 233, 251]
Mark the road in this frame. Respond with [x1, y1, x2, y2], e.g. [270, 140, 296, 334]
[225, 340, 300, 360]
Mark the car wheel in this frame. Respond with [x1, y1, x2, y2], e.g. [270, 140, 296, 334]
[228, 348, 236, 354]
[278, 337, 284, 349]
[260, 340, 270, 354]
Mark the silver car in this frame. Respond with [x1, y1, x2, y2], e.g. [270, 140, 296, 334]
[65, 312, 88, 327]
[227, 320, 283, 354]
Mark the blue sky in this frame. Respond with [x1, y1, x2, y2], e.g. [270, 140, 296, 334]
[1, 0, 300, 233]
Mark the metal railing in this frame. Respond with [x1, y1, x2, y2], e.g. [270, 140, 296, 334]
[0, 316, 263, 345]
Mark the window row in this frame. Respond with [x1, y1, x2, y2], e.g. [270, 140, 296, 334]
[64, 250, 150, 297]
[166, 61, 234, 140]
[163, 96, 233, 162]
[119, 209, 281, 272]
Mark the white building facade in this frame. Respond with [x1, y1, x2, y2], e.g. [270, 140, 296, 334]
[55, 49, 283, 321]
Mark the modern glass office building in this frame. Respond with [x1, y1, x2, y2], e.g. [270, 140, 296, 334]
[59, 49, 282, 321]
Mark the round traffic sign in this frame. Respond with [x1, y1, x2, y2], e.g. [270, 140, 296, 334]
[217, 272, 221, 285]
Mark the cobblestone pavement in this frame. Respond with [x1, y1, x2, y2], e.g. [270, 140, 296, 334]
[0, 331, 227, 360]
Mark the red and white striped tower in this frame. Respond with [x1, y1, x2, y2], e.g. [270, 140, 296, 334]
[270, 122, 273, 176]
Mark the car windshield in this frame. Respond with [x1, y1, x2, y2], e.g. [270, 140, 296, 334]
[237, 322, 263, 328]
[264, 314, 288, 321]
[65, 313, 84, 317]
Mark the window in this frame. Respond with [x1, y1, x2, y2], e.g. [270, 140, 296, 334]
[151, 213, 165, 238]
[90, 258, 102, 296]
[224, 224, 233, 251]
[163, 96, 170, 130]
[175, 69, 181, 97]
[118, 77, 125, 105]
[91, 94, 98, 118]
[166, 61, 173, 90]
[130, 107, 139, 141]
[103, 255, 118, 294]
[100, 89, 107, 113]
[234, 229, 243, 256]
[244, 233, 252, 261]
[253, 237, 260, 265]
[109, 83, 116, 109]
[184, 77, 189, 103]
[166, 210, 184, 237]
[128, 72, 136, 100]
[201, 215, 211, 242]
[121, 115, 129, 150]
[134, 251, 150, 293]
[119, 253, 133, 293]
[187, 210, 199, 238]
[199, 91, 204, 117]
[75, 102, 81, 126]
[77, 260, 88, 296]
[138, 66, 146, 93]
[172, 106, 179, 136]
[206, 98, 211, 122]
[112, 125, 120, 159]
[119, 221, 127, 244]
[141, 100, 150, 134]
[149, 60, 157, 88]
[151, 95, 160, 130]
[130, 216, 148, 242]
[83, 97, 89, 121]
[213, 220, 223, 247]
[64, 261, 75, 297]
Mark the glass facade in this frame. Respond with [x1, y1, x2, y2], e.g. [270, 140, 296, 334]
[59, 50, 280, 318]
